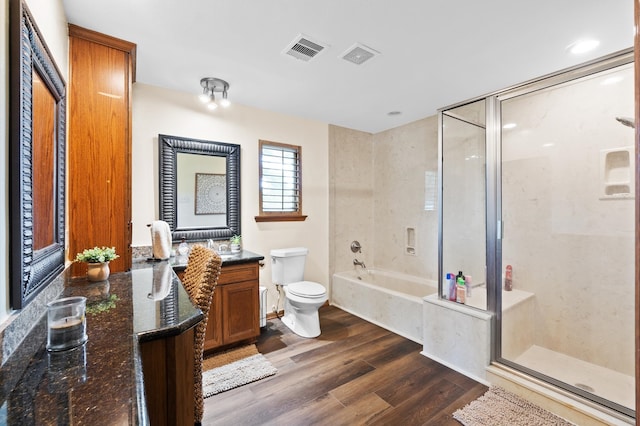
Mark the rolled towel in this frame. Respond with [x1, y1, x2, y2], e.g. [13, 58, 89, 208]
[151, 220, 172, 260]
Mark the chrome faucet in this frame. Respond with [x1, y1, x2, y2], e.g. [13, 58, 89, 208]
[353, 258, 366, 269]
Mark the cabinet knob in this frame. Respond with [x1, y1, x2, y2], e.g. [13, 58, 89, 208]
[259, 262, 265, 268]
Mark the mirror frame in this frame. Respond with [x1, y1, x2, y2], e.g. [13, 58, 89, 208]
[9, 0, 67, 309]
[159, 134, 241, 241]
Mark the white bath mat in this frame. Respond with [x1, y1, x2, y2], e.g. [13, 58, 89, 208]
[202, 353, 277, 397]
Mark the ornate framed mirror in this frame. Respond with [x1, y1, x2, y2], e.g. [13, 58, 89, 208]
[159, 134, 241, 241]
[9, 0, 67, 309]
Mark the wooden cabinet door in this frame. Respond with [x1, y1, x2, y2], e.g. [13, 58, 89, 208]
[203, 290, 223, 351]
[222, 280, 259, 344]
[68, 25, 135, 276]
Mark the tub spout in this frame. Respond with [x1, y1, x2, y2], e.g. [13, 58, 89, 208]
[353, 259, 366, 269]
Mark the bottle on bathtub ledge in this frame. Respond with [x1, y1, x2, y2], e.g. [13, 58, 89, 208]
[448, 273, 457, 301]
[456, 274, 466, 304]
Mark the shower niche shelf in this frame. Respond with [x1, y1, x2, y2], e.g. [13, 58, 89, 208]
[599, 146, 634, 200]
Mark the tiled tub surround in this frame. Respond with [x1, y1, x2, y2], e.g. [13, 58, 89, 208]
[332, 268, 437, 343]
[422, 288, 534, 384]
[0, 261, 202, 425]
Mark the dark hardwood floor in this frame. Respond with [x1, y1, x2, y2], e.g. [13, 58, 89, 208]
[202, 305, 487, 425]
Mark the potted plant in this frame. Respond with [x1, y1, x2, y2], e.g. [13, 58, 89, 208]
[75, 246, 119, 282]
[230, 235, 242, 253]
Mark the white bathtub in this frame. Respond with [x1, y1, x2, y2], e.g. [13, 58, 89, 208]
[331, 269, 438, 343]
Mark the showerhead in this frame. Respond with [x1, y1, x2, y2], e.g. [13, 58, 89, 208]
[615, 116, 635, 129]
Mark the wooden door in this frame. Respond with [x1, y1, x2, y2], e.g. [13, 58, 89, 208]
[635, 0, 639, 416]
[68, 25, 135, 275]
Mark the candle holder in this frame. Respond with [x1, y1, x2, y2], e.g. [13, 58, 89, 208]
[46, 296, 88, 351]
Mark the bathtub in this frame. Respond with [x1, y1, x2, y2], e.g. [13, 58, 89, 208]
[331, 269, 438, 343]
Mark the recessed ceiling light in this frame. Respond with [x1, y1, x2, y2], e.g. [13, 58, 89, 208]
[502, 123, 517, 130]
[567, 39, 600, 55]
[387, 111, 402, 116]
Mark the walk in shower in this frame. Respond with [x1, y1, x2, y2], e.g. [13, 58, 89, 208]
[439, 50, 635, 418]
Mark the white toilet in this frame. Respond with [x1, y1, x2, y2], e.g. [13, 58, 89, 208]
[270, 247, 327, 338]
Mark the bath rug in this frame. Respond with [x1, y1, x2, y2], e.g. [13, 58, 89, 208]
[202, 345, 277, 397]
[203, 344, 260, 370]
[453, 386, 576, 426]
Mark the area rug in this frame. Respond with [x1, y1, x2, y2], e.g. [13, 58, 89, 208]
[453, 386, 576, 426]
[202, 344, 277, 398]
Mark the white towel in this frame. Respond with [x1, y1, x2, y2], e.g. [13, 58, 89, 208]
[150, 220, 172, 260]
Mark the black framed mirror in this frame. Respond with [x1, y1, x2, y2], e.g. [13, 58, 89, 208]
[9, 0, 67, 309]
[159, 134, 241, 241]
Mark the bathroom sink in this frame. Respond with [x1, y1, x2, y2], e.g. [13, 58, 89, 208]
[218, 253, 238, 260]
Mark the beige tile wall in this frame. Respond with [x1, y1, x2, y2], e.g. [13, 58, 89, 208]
[329, 116, 439, 284]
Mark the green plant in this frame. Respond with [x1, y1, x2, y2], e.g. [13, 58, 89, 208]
[74, 246, 119, 263]
[230, 235, 242, 245]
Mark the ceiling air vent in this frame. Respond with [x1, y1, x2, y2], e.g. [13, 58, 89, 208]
[341, 43, 380, 65]
[283, 34, 327, 62]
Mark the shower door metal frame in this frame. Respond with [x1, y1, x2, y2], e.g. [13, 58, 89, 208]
[490, 49, 635, 418]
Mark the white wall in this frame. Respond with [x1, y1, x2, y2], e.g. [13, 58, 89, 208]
[0, 0, 68, 325]
[132, 83, 330, 312]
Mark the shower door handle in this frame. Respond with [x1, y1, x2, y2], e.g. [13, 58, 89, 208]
[497, 220, 503, 240]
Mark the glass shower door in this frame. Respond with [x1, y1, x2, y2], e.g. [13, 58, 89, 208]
[440, 99, 487, 310]
[498, 60, 635, 416]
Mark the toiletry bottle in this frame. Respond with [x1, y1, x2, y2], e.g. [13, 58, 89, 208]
[178, 238, 189, 256]
[465, 275, 472, 297]
[504, 265, 513, 291]
[443, 273, 450, 298]
[456, 275, 466, 304]
[448, 273, 457, 301]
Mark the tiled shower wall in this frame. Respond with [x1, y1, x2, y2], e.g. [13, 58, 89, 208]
[329, 115, 439, 286]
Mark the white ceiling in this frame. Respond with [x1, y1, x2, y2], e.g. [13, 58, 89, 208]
[62, 0, 633, 134]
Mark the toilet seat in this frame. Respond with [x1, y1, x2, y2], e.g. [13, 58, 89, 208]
[288, 281, 326, 299]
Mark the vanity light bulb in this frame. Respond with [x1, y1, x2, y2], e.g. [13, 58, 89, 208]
[207, 101, 218, 110]
[220, 98, 230, 108]
[198, 93, 211, 103]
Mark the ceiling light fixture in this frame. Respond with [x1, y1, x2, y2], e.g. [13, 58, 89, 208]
[199, 77, 230, 109]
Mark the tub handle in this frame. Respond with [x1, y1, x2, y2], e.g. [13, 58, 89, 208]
[350, 241, 362, 253]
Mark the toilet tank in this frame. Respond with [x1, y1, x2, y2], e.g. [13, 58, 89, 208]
[270, 247, 309, 285]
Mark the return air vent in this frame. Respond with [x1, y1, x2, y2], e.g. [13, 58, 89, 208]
[341, 43, 380, 65]
[283, 34, 327, 62]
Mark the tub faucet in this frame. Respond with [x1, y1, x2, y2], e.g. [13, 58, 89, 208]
[353, 258, 366, 269]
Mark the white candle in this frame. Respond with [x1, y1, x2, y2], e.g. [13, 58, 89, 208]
[47, 316, 86, 350]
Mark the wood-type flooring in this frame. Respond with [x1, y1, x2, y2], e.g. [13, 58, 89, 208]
[202, 305, 487, 425]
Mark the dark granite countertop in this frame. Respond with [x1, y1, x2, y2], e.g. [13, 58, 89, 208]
[167, 249, 265, 272]
[0, 261, 202, 425]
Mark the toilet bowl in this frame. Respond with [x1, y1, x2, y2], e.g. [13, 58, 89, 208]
[281, 281, 328, 338]
[271, 248, 327, 338]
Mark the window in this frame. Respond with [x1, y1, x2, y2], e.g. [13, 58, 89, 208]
[256, 140, 307, 222]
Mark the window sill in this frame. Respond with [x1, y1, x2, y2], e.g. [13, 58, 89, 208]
[254, 215, 308, 223]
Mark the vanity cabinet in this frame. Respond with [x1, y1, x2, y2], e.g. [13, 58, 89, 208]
[176, 260, 261, 353]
